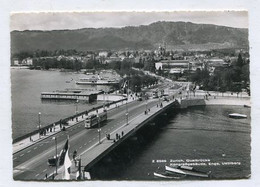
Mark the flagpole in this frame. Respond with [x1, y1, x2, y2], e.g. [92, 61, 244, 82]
[54, 137, 58, 175]
[126, 79, 129, 125]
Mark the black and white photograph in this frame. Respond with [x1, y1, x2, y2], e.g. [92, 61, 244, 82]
[9, 11, 252, 182]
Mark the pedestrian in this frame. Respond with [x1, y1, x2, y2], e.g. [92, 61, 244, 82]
[30, 136, 32, 142]
[45, 173, 48, 180]
[73, 150, 77, 163]
[122, 131, 124, 136]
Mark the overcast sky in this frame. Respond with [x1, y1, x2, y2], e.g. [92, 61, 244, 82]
[10, 11, 248, 31]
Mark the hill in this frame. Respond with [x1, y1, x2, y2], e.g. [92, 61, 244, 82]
[11, 21, 248, 53]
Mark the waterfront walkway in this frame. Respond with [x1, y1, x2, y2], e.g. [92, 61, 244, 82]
[13, 96, 136, 154]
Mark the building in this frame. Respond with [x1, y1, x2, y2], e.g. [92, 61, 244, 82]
[13, 58, 20, 66]
[155, 60, 190, 74]
[98, 51, 109, 58]
[21, 57, 33, 66]
[206, 58, 229, 73]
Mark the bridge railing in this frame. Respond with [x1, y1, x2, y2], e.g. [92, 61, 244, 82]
[12, 98, 127, 144]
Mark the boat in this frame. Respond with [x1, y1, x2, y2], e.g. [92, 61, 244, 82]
[165, 165, 211, 178]
[229, 113, 247, 119]
[154, 171, 185, 179]
[76, 79, 119, 85]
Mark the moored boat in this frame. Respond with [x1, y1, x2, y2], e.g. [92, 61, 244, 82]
[153, 171, 185, 179]
[76, 79, 119, 85]
[229, 113, 247, 119]
[165, 165, 211, 178]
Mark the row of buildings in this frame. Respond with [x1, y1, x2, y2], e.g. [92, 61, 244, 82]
[12, 45, 248, 79]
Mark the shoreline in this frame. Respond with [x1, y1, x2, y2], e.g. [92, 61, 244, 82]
[180, 97, 251, 109]
[205, 97, 250, 106]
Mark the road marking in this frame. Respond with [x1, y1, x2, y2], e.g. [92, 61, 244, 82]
[20, 154, 24, 157]
[89, 140, 92, 143]
[93, 138, 95, 140]
[84, 143, 87, 146]
[27, 150, 31, 153]
[40, 144, 43, 147]
[13, 157, 17, 160]
[43, 169, 47, 172]
[79, 146, 82, 149]
[34, 147, 37, 150]
[35, 173, 39, 177]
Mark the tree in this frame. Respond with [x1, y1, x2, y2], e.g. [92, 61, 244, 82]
[236, 53, 244, 68]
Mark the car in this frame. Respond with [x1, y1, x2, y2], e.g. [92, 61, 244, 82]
[47, 157, 58, 166]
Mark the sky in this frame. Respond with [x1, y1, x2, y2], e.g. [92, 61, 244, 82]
[10, 11, 248, 31]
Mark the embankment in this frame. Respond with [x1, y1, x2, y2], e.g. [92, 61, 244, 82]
[180, 97, 250, 109]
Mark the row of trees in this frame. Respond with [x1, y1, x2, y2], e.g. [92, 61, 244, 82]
[33, 58, 82, 71]
[190, 53, 249, 94]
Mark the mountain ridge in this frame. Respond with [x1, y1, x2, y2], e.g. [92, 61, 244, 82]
[11, 21, 248, 53]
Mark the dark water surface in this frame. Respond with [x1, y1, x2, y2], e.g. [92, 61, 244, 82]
[90, 105, 250, 180]
[11, 69, 109, 139]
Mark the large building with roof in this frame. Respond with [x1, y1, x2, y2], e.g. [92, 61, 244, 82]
[155, 60, 191, 74]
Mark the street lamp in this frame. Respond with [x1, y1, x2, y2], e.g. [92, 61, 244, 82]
[75, 100, 79, 114]
[38, 112, 41, 139]
[97, 115, 101, 144]
[126, 80, 129, 125]
[98, 128, 101, 144]
[126, 112, 129, 125]
[52, 137, 58, 175]
[146, 97, 148, 114]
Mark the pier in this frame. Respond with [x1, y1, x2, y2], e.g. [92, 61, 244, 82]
[41, 90, 102, 102]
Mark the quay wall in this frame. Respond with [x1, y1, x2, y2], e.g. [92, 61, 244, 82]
[180, 97, 251, 109]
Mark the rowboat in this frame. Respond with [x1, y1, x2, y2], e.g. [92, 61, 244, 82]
[165, 165, 211, 178]
[153, 171, 185, 179]
[229, 113, 247, 119]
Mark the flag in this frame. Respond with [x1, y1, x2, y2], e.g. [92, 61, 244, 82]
[59, 139, 72, 180]
[76, 158, 81, 180]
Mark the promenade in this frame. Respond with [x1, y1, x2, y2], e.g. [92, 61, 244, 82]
[13, 96, 134, 154]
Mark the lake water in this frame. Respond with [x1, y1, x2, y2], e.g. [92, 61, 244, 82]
[11, 69, 113, 139]
[90, 105, 251, 180]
